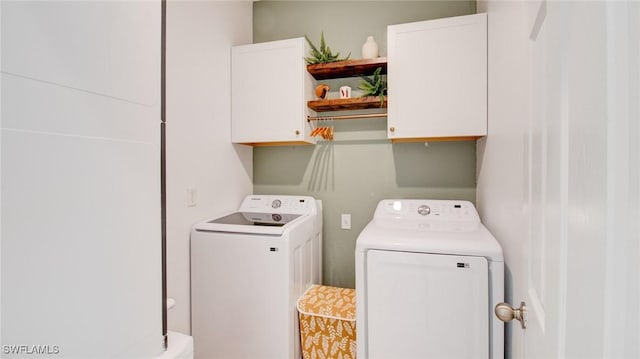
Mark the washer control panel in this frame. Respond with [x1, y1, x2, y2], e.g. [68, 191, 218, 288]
[240, 195, 316, 215]
[376, 199, 480, 222]
[417, 205, 431, 216]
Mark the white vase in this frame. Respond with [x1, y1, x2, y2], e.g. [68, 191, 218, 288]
[362, 36, 379, 59]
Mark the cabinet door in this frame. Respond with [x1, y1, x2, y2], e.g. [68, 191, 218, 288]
[232, 38, 315, 145]
[387, 13, 487, 140]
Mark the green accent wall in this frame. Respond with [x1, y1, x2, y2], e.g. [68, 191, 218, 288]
[253, 1, 478, 288]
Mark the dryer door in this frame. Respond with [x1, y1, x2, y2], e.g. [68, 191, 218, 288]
[364, 250, 489, 358]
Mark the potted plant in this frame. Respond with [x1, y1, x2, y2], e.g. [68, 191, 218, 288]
[359, 67, 387, 107]
[304, 32, 350, 64]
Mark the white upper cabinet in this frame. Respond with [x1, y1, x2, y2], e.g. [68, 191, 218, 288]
[231, 38, 315, 145]
[387, 13, 487, 141]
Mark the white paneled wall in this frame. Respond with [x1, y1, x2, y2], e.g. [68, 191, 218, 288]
[166, 1, 252, 334]
[1, 2, 162, 358]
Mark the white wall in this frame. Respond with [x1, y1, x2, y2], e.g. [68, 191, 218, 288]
[1, 1, 162, 357]
[474, 1, 529, 355]
[0, 1, 3, 345]
[477, 1, 640, 357]
[602, 4, 640, 356]
[166, 0, 253, 334]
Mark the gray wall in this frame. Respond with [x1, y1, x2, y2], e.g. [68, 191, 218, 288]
[253, 1, 477, 288]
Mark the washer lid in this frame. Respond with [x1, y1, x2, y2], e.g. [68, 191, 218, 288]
[356, 220, 503, 261]
[194, 212, 305, 236]
[211, 212, 301, 226]
[193, 195, 318, 236]
[356, 199, 503, 262]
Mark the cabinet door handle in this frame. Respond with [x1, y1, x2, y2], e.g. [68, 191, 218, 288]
[295, 130, 300, 135]
[389, 127, 395, 133]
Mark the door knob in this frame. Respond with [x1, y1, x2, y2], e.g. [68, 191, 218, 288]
[495, 301, 527, 329]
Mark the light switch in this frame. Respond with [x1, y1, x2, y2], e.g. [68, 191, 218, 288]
[187, 188, 197, 207]
[341, 214, 351, 230]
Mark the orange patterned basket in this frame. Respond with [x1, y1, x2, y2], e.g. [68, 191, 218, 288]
[297, 285, 357, 359]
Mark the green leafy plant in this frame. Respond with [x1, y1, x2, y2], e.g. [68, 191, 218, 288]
[359, 67, 387, 107]
[304, 32, 350, 64]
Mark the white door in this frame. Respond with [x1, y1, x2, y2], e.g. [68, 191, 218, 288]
[1, 1, 163, 357]
[477, 0, 640, 358]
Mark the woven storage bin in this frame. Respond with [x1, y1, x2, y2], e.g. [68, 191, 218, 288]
[297, 285, 356, 359]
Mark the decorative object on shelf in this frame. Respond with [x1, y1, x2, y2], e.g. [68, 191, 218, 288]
[339, 86, 352, 99]
[310, 126, 334, 141]
[304, 32, 351, 64]
[362, 36, 379, 59]
[310, 117, 334, 141]
[358, 67, 387, 107]
[315, 84, 330, 99]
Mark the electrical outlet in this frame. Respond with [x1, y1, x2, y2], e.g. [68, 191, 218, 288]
[341, 214, 351, 230]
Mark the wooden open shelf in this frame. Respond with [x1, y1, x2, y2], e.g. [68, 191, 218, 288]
[307, 58, 387, 80]
[307, 96, 387, 112]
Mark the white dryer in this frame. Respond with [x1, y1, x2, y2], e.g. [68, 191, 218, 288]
[191, 195, 322, 359]
[356, 199, 504, 359]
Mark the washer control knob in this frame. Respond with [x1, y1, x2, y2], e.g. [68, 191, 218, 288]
[417, 205, 431, 216]
[271, 199, 282, 209]
[272, 214, 282, 222]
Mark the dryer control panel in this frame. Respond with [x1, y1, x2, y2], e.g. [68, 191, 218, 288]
[375, 199, 480, 222]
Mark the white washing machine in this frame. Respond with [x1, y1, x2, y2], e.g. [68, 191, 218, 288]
[356, 199, 504, 359]
[191, 195, 322, 359]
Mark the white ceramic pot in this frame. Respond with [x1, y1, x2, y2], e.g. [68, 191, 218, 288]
[362, 36, 379, 59]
